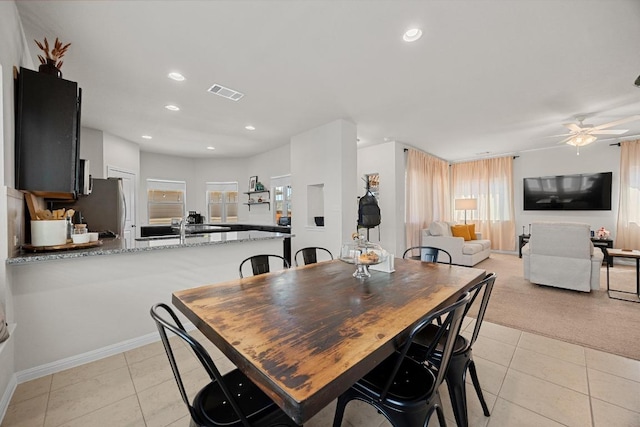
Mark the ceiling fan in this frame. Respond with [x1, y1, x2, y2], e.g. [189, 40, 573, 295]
[555, 115, 640, 154]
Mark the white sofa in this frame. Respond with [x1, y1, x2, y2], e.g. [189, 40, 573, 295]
[522, 222, 603, 292]
[421, 221, 491, 266]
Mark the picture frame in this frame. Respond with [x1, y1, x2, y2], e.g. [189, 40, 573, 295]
[249, 176, 258, 192]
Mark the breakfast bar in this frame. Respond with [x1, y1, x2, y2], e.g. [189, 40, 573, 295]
[6, 230, 292, 373]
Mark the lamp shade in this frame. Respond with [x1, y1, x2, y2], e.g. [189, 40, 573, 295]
[454, 198, 477, 210]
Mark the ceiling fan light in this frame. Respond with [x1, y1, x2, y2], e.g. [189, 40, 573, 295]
[567, 134, 597, 147]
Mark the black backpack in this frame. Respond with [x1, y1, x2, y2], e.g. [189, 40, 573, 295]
[358, 190, 381, 228]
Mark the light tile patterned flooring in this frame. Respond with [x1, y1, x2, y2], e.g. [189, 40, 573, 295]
[2, 317, 639, 427]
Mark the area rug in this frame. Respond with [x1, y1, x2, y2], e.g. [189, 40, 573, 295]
[473, 253, 640, 361]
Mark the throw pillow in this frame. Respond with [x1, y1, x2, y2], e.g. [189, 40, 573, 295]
[451, 225, 472, 241]
[466, 223, 476, 240]
[429, 221, 447, 236]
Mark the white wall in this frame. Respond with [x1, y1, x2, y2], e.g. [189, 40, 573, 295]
[514, 143, 620, 242]
[357, 141, 407, 257]
[242, 144, 291, 224]
[103, 132, 140, 178]
[0, 1, 32, 188]
[291, 119, 358, 256]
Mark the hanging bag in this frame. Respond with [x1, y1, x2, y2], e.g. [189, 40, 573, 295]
[358, 190, 381, 229]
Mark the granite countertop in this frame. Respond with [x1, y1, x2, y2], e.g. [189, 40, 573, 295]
[7, 231, 292, 265]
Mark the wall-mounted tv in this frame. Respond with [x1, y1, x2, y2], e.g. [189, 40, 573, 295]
[523, 172, 612, 211]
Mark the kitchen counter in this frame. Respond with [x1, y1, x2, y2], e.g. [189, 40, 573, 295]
[7, 230, 292, 265]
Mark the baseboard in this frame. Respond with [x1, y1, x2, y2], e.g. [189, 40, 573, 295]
[0, 324, 18, 424]
[15, 321, 195, 384]
[0, 375, 17, 423]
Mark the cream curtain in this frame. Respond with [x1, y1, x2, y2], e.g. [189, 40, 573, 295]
[615, 139, 640, 249]
[451, 156, 515, 250]
[405, 149, 450, 250]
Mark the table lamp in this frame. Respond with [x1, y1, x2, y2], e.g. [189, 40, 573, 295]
[454, 198, 477, 224]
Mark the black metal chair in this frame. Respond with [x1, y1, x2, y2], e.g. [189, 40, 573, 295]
[402, 246, 452, 264]
[408, 272, 497, 427]
[239, 254, 290, 278]
[150, 303, 299, 427]
[332, 292, 472, 427]
[293, 247, 333, 266]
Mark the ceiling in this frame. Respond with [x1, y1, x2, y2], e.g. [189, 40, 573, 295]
[15, 0, 640, 162]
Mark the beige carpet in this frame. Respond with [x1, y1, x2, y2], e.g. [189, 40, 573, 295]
[473, 253, 640, 361]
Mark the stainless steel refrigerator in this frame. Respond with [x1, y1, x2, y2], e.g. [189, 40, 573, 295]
[63, 178, 126, 237]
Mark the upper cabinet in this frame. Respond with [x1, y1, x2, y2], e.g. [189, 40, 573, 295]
[15, 67, 82, 198]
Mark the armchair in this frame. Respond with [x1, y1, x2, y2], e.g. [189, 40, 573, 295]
[522, 222, 603, 292]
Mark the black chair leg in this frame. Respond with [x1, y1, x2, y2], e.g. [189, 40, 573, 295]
[468, 360, 491, 416]
[446, 364, 469, 427]
[332, 394, 349, 427]
[435, 404, 448, 427]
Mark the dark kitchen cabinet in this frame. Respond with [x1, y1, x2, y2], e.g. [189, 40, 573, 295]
[15, 67, 81, 198]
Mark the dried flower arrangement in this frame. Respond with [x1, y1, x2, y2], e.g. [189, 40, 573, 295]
[34, 37, 71, 70]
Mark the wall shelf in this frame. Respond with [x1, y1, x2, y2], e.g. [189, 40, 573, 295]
[244, 190, 270, 211]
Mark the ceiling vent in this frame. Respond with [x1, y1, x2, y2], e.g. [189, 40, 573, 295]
[207, 84, 244, 101]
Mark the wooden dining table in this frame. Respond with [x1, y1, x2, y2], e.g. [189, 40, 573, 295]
[172, 258, 486, 425]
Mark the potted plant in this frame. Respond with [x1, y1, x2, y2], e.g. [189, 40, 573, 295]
[34, 37, 71, 78]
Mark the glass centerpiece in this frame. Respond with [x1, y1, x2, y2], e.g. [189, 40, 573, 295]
[340, 234, 386, 279]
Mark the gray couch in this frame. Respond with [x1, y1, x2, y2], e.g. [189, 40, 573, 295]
[522, 222, 603, 292]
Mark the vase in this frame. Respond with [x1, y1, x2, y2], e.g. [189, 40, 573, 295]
[38, 60, 62, 78]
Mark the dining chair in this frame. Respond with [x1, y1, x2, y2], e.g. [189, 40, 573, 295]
[293, 246, 333, 266]
[408, 272, 497, 427]
[150, 303, 300, 427]
[402, 246, 452, 265]
[332, 292, 472, 427]
[239, 254, 290, 278]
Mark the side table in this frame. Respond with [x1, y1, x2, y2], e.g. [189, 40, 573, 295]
[591, 238, 613, 267]
[605, 248, 640, 303]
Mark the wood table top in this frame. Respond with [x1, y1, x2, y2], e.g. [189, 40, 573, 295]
[172, 258, 486, 424]
[607, 249, 640, 258]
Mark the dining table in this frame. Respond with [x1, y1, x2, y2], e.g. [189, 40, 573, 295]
[172, 257, 486, 425]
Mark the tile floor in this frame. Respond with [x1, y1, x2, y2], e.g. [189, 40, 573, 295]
[2, 317, 639, 427]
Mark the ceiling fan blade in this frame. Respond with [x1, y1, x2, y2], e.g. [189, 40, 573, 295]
[590, 129, 629, 135]
[558, 136, 574, 144]
[593, 115, 640, 130]
[563, 123, 582, 132]
[547, 133, 573, 138]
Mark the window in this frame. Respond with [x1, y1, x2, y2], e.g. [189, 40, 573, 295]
[206, 182, 238, 223]
[271, 175, 292, 225]
[450, 156, 515, 250]
[147, 179, 186, 225]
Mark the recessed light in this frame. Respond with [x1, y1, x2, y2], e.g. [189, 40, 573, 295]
[245, 125, 256, 131]
[141, 135, 152, 140]
[206, 146, 215, 150]
[165, 104, 180, 111]
[168, 72, 185, 81]
[403, 28, 423, 42]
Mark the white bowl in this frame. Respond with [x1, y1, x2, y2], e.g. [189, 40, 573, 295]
[88, 232, 99, 242]
[71, 233, 90, 244]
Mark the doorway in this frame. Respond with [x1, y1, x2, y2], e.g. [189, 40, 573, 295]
[107, 166, 136, 248]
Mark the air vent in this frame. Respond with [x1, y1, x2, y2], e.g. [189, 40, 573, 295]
[207, 84, 244, 101]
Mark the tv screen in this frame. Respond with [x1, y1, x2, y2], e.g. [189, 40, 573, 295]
[523, 172, 612, 211]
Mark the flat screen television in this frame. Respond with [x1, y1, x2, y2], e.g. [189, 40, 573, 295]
[523, 172, 612, 211]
